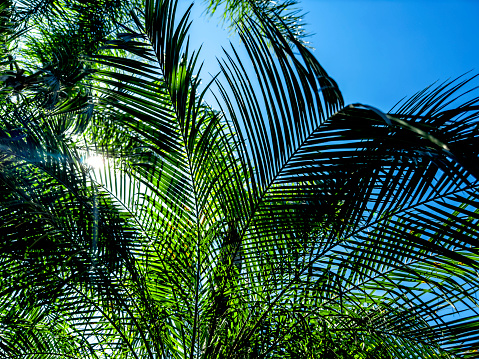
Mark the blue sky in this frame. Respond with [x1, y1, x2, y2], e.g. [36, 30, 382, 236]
[303, 0, 479, 110]
[186, 0, 479, 112]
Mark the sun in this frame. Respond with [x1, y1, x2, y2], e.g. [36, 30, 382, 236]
[85, 155, 105, 169]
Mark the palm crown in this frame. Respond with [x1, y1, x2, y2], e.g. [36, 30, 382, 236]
[1, 0, 479, 358]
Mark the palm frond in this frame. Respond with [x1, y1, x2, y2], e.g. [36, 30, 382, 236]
[84, 1, 253, 356]
[219, 66, 479, 356]
[205, 0, 311, 46]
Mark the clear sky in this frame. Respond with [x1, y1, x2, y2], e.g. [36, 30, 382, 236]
[303, 0, 479, 111]
[185, 0, 479, 112]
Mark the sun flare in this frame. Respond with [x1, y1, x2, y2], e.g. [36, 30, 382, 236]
[85, 155, 105, 169]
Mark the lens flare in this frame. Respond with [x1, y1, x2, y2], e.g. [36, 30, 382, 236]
[85, 155, 104, 169]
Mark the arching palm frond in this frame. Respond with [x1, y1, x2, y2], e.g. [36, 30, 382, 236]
[215, 6, 479, 356]
[81, 0, 252, 356]
[0, 91, 147, 357]
[205, 0, 311, 46]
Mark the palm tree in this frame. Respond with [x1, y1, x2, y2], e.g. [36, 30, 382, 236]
[1, 0, 479, 357]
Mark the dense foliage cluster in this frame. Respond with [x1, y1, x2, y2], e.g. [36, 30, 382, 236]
[1, 0, 479, 357]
